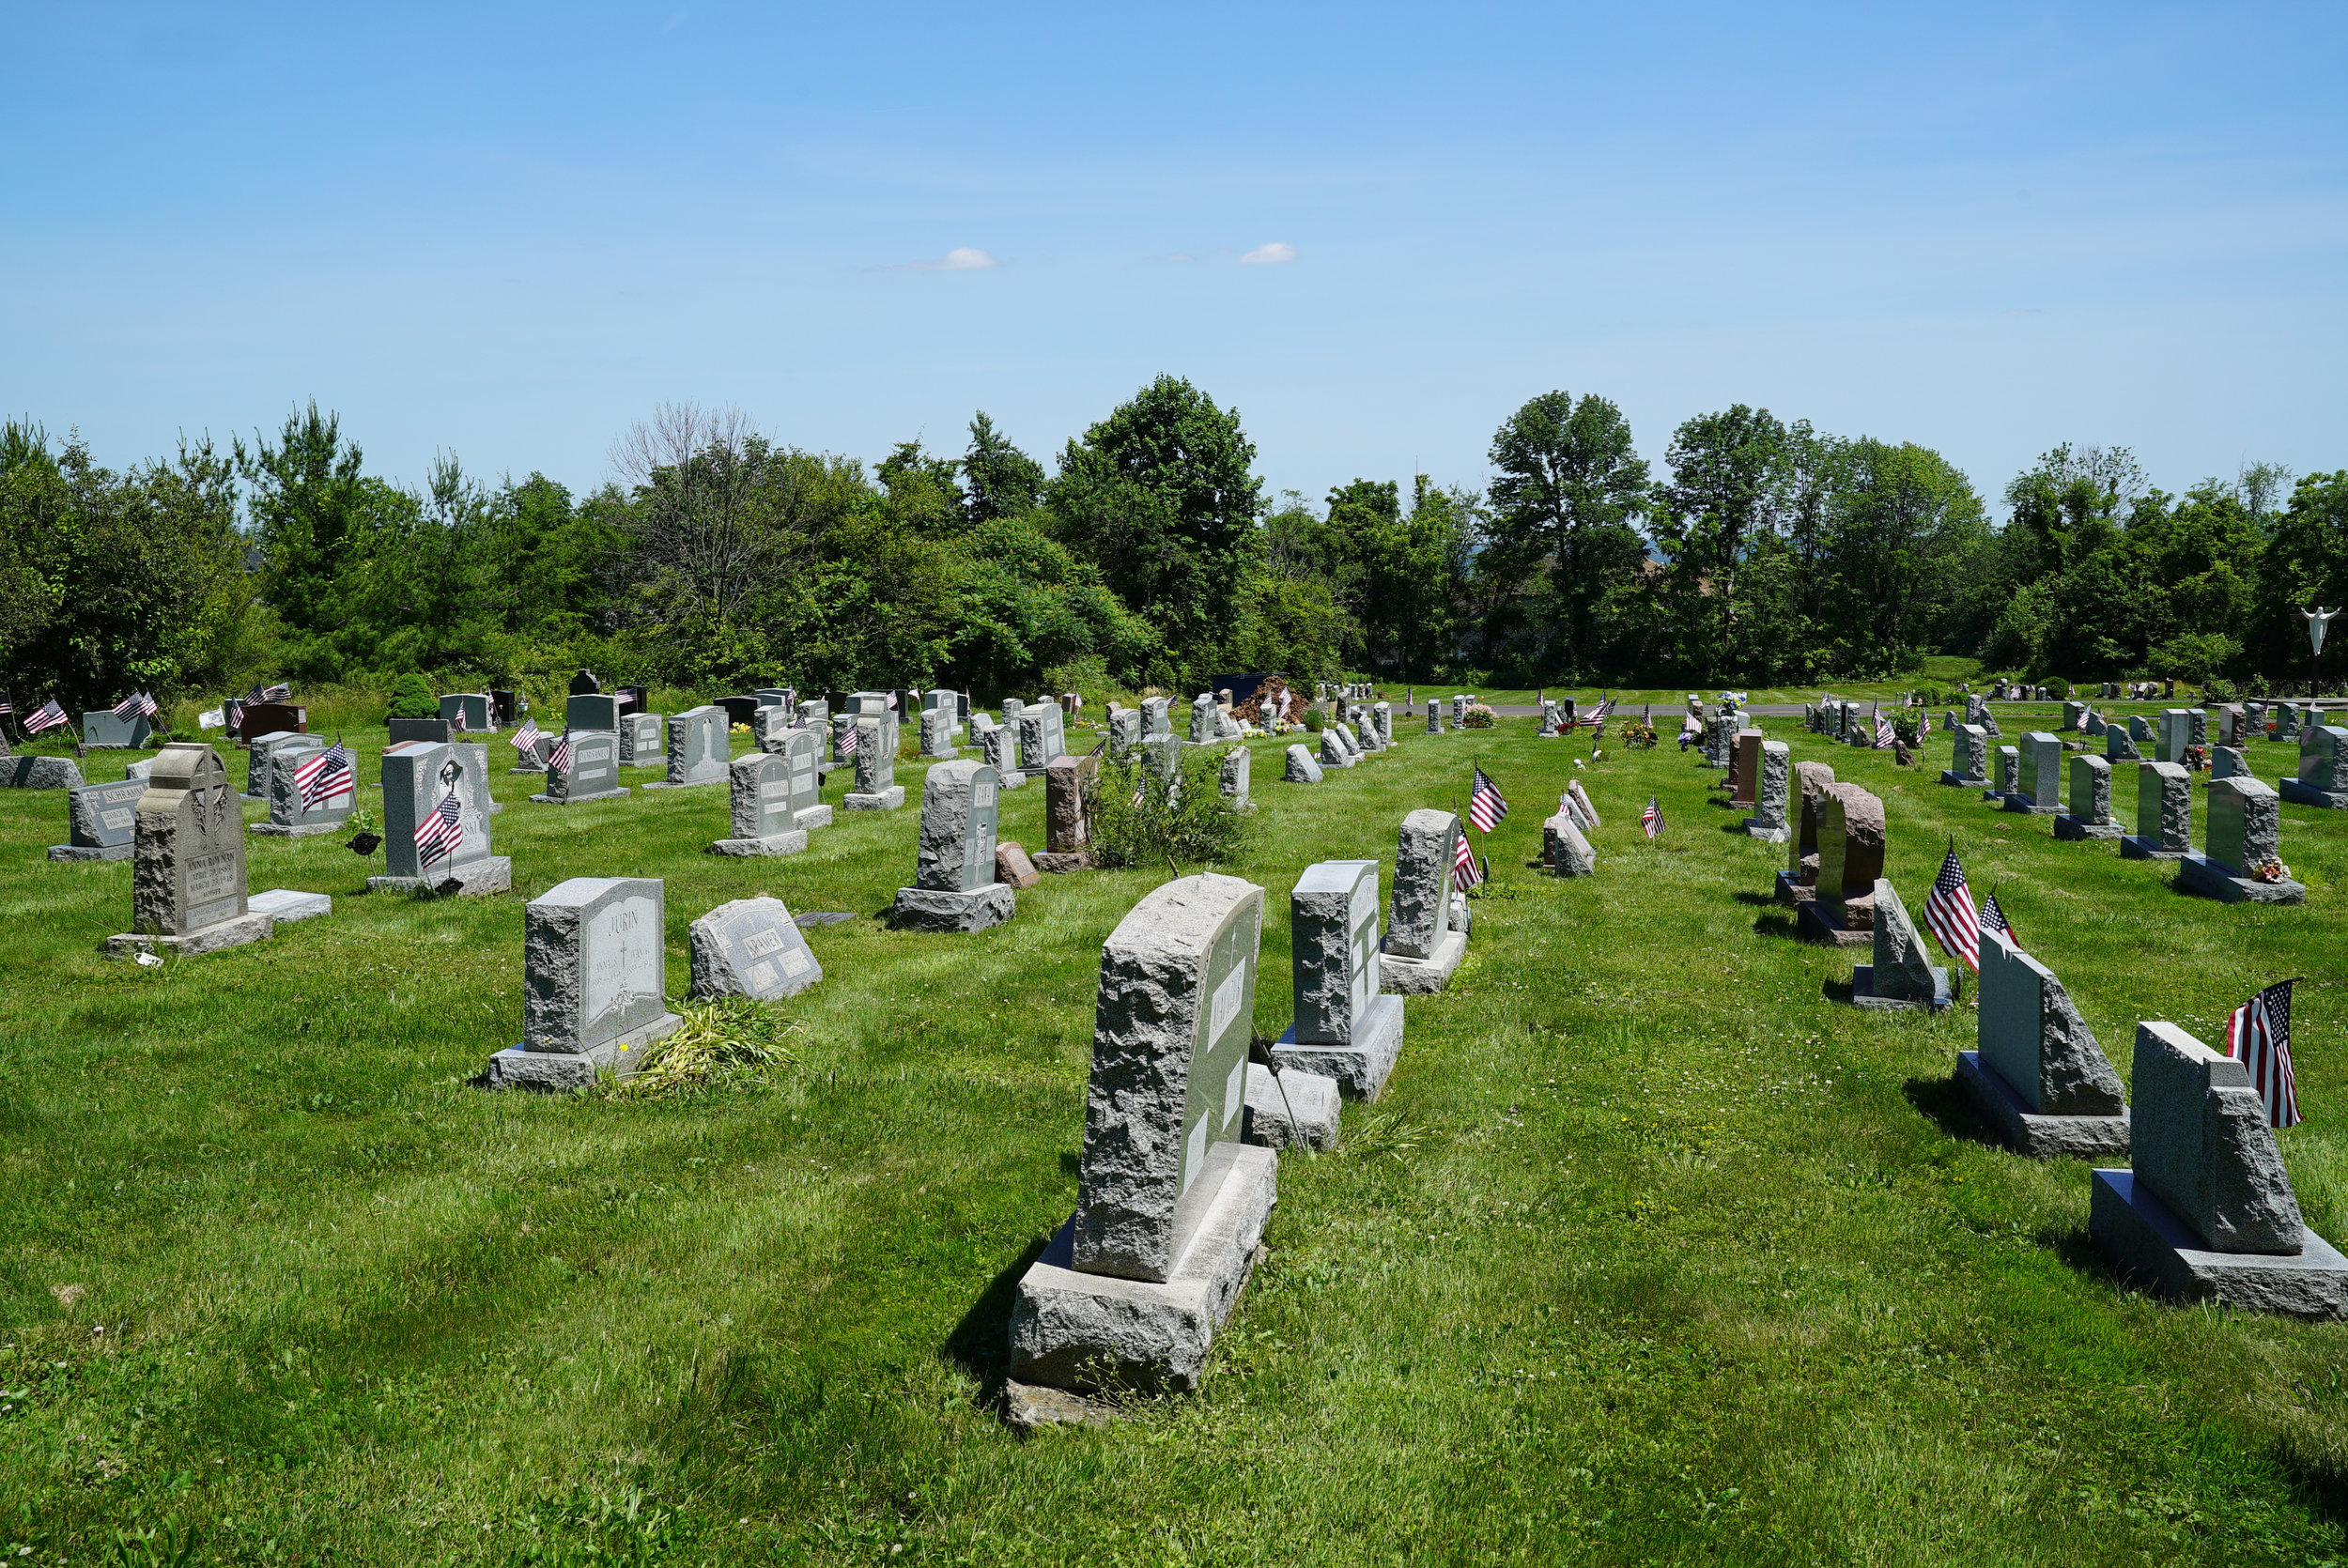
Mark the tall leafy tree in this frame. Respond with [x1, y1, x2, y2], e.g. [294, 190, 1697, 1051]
[962, 412, 1043, 526]
[1484, 391, 1650, 678]
[1651, 405, 1792, 678]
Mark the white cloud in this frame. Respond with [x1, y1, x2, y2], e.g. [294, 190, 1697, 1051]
[907, 246, 998, 271]
[1240, 241, 1296, 265]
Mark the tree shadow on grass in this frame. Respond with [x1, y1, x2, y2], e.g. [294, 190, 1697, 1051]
[944, 1233, 1053, 1409]
[2277, 1442, 2348, 1527]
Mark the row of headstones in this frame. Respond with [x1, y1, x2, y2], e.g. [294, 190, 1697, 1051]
[1291, 702, 1392, 782]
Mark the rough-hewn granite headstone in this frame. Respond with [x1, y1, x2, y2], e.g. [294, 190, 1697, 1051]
[1284, 744, 1321, 783]
[6, 756, 84, 790]
[1954, 929, 2129, 1157]
[1219, 745, 1251, 809]
[1852, 878, 1948, 1010]
[2008, 731, 2062, 813]
[106, 743, 270, 957]
[2054, 754, 2120, 840]
[1045, 750, 1100, 854]
[1272, 859, 1404, 1099]
[533, 730, 625, 804]
[921, 707, 959, 759]
[245, 730, 321, 799]
[2123, 761, 2193, 860]
[1800, 784, 1882, 943]
[650, 707, 729, 789]
[710, 751, 809, 856]
[688, 896, 821, 1001]
[1781, 760, 1838, 897]
[1941, 723, 1989, 787]
[2126, 1022, 2301, 1253]
[1019, 705, 1067, 770]
[482, 876, 682, 1089]
[1387, 810, 1458, 960]
[845, 717, 904, 810]
[1743, 739, 1790, 841]
[1140, 696, 1172, 738]
[2281, 726, 2348, 808]
[619, 711, 664, 765]
[1547, 814, 1597, 876]
[890, 761, 1012, 930]
[252, 738, 355, 837]
[52, 777, 147, 860]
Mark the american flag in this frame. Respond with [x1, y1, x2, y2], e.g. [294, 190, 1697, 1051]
[263, 683, 291, 700]
[2225, 978, 2302, 1129]
[414, 789, 464, 868]
[510, 716, 540, 754]
[244, 684, 266, 703]
[1468, 766, 1509, 832]
[224, 697, 246, 732]
[114, 692, 157, 720]
[547, 730, 572, 775]
[1874, 705, 1894, 748]
[450, 706, 468, 732]
[0, 692, 12, 716]
[24, 699, 69, 734]
[839, 724, 859, 757]
[1641, 793, 1664, 838]
[1918, 711, 1932, 737]
[1980, 891, 2016, 948]
[294, 741, 354, 810]
[1451, 828, 1483, 891]
[1924, 843, 1981, 972]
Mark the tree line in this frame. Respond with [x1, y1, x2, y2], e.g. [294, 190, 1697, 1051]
[2, 379, 2340, 711]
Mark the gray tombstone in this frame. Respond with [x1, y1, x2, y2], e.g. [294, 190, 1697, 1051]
[565, 693, 621, 732]
[2183, 776, 2303, 903]
[252, 738, 356, 838]
[1019, 705, 1067, 770]
[2190, 709, 2208, 747]
[1371, 701, 1392, 746]
[1941, 723, 1989, 788]
[2089, 1021, 2347, 1317]
[845, 718, 904, 810]
[1425, 699, 1443, 734]
[2005, 732, 2062, 813]
[1284, 744, 1322, 784]
[890, 761, 1012, 930]
[779, 728, 828, 830]
[921, 706, 959, 760]
[975, 714, 1024, 785]
[532, 730, 626, 805]
[82, 710, 153, 749]
[373, 739, 509, 895]
[1109, 708, 1144, 751]
[1140, 696, 1172, 738]
[1272, 859, 1403, 1099]
[2280, 726, 2348, 808]
[2122, 761, 2194, 861]
[1320, 728, 1353, 769]
[2106, 722, 2142, 762]
[2054, 754, 2120, 840]
[2157, 709, 2193, 764]
[619, 711, 664, 765]
[1954, 929, 2129, 1158]
[646, 706, 729, 790]
[1219, 745, 1251, 810]
[104, 743, 270, 957]
[710, 751, 809, 856]
[749, 704, 789, 754]
[481, 877, 683, 1089]
[1382, 809, 1465, 993]
[51, 778, 148, 861]
[1989, 745, 2019, 802]
[688, 896, 823, 1001]
[2211, 746, 2247, 780]
[1743, 739, 1791, 841]
[1547, 814, 1597, 876]
[245, 730, 320, 800]
[1851, 879, 1949, 1011]
[1008, 872, 1276, 1393]
[1782, 761, 1837, 897]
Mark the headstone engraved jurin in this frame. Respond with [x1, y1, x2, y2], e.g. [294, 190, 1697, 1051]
[890, 760, 1014, 930]
[103, 743, 274, 957]
[1742, 738, 1790, 842]
[2180, 776, 2306, 904]
[1382, 809, 1467, 993]
[481, 877, 683, 1090]
[1954, 929, 2129, 1158]
[372, 739, 511, 896]
[531, 727, 626, 805]
[1008, 873, 1278, 1396]
[2122, 761, 2194, 861]
[51, 778, 147, 861]
[688, 896, 822, 1001]
[2090, 1022, 2348, 1318]
[1271, 859, 1405, 1099]
[644, 705, 730, 790]
[844, 717, 904, 811]
[710, 750, 810, 857]
[1796, 784, 1882, 946]
[2053, 754, 2121, 841]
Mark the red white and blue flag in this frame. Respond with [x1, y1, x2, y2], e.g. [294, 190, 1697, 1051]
[1980, 890, 2016, 948]
[414, 789, 464, 868]
[547, 730, 572, 775]
[1874, 704, 1894, 748]
[1451, 827, 1483, 891]
[1641, 793, 1664, 838]
[1924, 842, 1980, 972]
[2226, 979, 2302, 1129]
[25, 699, 70, 734]
[295, 741, 355, 810]
[114, 692, 158, 721]
[839, 723, 859, 756]
[510, 717, 541, 755]
[1469, 766, 1508, 832]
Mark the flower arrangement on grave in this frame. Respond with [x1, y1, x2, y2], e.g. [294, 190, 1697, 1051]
[1461, 703, 1495, 730]
[1621, 720, 1658, 749]
[2251, 858, 2292, 884]
[2183, 744, 2208, 772]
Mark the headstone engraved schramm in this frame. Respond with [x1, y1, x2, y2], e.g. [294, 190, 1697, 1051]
[51, 778, 147, 861]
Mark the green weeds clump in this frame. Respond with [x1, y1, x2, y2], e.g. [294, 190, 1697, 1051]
[1087, 746, 1256, 870]
[600, 999, 796, 1100]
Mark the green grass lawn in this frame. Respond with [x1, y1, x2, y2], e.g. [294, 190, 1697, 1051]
[3, 715, 2346, 1565]
[1341, 658, 1999, 707]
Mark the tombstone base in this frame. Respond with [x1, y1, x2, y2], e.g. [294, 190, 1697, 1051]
[2051, 815, 2122, 841]
[1741, 818, 1789, 842]
[921, 747, 961, 762]
[1007, 1143, 1276, 1395]
[2278, 779, 2348, 809]
[1242, 1063, 1341, 1150]
[795, 806, 834, 831]
[249, 889, 332, 924]
[248, 819, 348, 838]
[890, 883, 1014, 931]
[1954, 1052, 2129, 1160]
[1773, 869, 1818, 907]
[845, 786, 906, 811]
[1796, 896, 1874, 947]
[506, 764, 542, 775]
[1001, 1379, 1122, 1433]
[1939, 771, 1988, 788]
[2000, 793, 2057, 815]
[48, 842, 132, 862]
[368, 856, 513, 899]
[1271, 993, 1405, 1099]
[103, 911, 273, 959]
[1033, 851, 1090, 873]
[641, 776, 725, 790]
[527, 787, 630, 805]
[2090, 1169, 2348, 1320]
[2118, 836, 2188, 862]
[2176, 854, 2306, 905]
[477, 1011, 685, 1092]
[708, 830, 808, 857]
[996, 770, 1027, 789]
[1849, 963, 1952, 1013]
[1979, 787, 2006, 803]
[1379, 929, 1466, 994]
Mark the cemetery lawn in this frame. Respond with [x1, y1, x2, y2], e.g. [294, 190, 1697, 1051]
[5, 719, 2348, 1566]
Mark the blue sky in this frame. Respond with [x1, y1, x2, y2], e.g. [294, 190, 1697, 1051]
[6, 3, 2343, 513]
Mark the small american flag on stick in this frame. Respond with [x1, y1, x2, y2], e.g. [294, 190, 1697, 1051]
[1924, 841, 1981, 971]
[113, 692, 157, 721]
[1980, 890, 2017, 949]
[24, 699, 69, 735]
[547, 730, 572, 775]
[1451, 828, 1483, 892]
[295, 740, 354, 810]
[414, 790, 464, 868]
[2226, 978, 2302, 1129]
[510, 716, 540, 754]
[839, 724, 859, 757]
[1641, 793, 1665, 838]
[1468, 766, 1508, 832]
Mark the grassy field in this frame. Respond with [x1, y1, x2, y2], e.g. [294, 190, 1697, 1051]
[3, 711, 2346, 1565]
[1339, 657, 2006, 708]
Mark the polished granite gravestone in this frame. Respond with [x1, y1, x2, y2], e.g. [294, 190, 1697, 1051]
[250, 738, 355, 838]
[1008, 873, 1276, 1395]
[2091, 1022, 2347, 1319]
[2180, 776, 2305, 903]
[843, 717, 904, 810]
[82, 710, 152, 749]
[709, 751, 809, 856]
[641, 705, 729, 790]
[619, 711, 664, 766]
[480, 876, 683, 1089]
[2280, 726, 2348, 808]
[1954, 928, 2129, 1158]
[2053, 754, 2122, 841]
[2157, 709, 2194, 765]
[688, 896, 822, 1001]
[1381, 809, 1466, 992]
[51, 777, 148, 860]
[371, 739, 510, 896]
[1743, 739, 1791, 842]
[104, 743, 273, 957]
[236, 701, 304, 746]
[1776, 761, 1839, 903]
[1272, 859, 1405, 1099]
[2004, 731, 2063, 814]
[1797, 784, 1883, 947]
[1941, 723, 1990, 788]
[565, 693, 620, 731]
[439, 692, 492, 732]
[530, 730, 626, 805]
[890, 761, 1013, 930]
[2122, 761, 2194, 861]
[1849, 879, 1951, 1011]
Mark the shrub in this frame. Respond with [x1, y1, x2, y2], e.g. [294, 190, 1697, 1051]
[1087, 746, 1256, 869]
[1304, 707, 1323, 733]
[1461, 703, 1496, 730]
[386, 673, 437, 719]
[2041, 677, 2072, 701]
